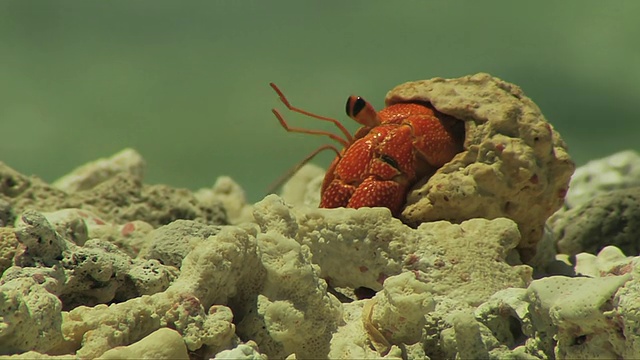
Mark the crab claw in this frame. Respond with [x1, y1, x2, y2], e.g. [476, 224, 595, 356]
[347, 176, 405, 215]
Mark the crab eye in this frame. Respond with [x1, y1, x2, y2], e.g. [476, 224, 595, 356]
[346, 96, 366, 118]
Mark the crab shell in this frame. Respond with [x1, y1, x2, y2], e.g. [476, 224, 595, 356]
[319, 102, 465, 216]
[385, 73, 574, 262]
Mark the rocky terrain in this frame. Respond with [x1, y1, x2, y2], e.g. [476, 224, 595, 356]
[1, 74, 638, 359]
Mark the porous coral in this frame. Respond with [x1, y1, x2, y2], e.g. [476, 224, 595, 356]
[256, 195, 531, 302]
[52, 148, 145, 193]
[550, 186, 640, 257]
[4, 75, 640, 359]
[0, 161, 228, 229]
[564, 150, 640, 209]
[51, 225, 255, 358]
[386, 73, 574, 262]
[3, 210, 178, 310]
[253, 194, 530, 358]
[97, 328, 189, 359]
[473, 246, 640, 359]
[0, 278, 64, 355]
[549, 150, 640, 259]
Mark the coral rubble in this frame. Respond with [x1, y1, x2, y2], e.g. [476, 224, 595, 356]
[386, 73, 575, 262]
[1, 74, 638, 359]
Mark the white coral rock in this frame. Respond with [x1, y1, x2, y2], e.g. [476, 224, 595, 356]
[386, 73, 574, 262]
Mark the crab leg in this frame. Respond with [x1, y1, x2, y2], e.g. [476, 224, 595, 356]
[270, 83, 354, 145]
[265, 144, 341, 194]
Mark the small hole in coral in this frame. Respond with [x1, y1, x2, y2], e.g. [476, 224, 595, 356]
[4, 177, 17, 188]
[508, 316, 526, 347]
[573, 334, 587, 346]
[354, 287, 376, 300]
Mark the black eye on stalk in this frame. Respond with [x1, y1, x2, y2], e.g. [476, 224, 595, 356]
[346, 96, 366, 118]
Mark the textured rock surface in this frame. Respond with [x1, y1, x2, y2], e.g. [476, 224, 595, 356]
[279, 163, 324, 208]
[56, 291, 236, 358]
[366, 272, 435, 349]
[565, 150, 640, 209]
[138, 219, 223, 267]
[52, 148, 145, 193]
[236, 203, 343, 359]
[528, 275, 630, 359]
[385, 73, 574, 261]
[0, 278, 64, 355]
[0, 162, 68, 213]
[74, 174, 228, 227]
[573, 246, 634, 278]
[3, 210, 178, 310]
[549, 151, 640, 258]
[97, 328, 189, 359]
[0, 160, 228, 228]
[473, 248, 640, 359]
[255, 195, 531, 301]
[0, 227, 18, 274]
[2, 77, 639, 359]
[194, 176, 254, 225]
[0, 198, 15, 227]
[51, 225, 252, 357]
[0, 186, 534, 359]
[213, 341, 267, 360]
[253, 195, 531, 358]
[549, 187, 640, 257]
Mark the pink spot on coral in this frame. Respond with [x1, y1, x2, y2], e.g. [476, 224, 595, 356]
[32, 273, 45, 284]
[359, 265, 369, 273]
[607, 263, 633, 276]
[121, 222, 136, 236]
[405, 254, 419, 265]
[377, 273, 388, 284]
[558, 187, 568, 198]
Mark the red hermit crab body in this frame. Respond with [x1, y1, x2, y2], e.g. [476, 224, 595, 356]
[270, 84, 464, 216]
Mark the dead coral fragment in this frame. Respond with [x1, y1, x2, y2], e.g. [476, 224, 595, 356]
[0, 278, 64, 355]
[386, 73, 574, 261]
[362, 272, 435, 355]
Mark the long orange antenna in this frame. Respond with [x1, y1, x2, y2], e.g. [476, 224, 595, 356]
[265, 144, 341, 194]
[270, 83, 354, 145]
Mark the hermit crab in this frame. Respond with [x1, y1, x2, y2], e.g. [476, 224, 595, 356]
[270, 83, 465, 216]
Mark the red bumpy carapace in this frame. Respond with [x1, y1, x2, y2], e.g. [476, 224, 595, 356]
[270, 83, 464, 216]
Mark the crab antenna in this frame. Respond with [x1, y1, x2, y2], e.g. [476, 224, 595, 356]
[265, 144, 341, 195]
[270, 83, 354, 144]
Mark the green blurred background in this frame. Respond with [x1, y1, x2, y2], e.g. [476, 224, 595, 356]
[1, 1, 638, 202]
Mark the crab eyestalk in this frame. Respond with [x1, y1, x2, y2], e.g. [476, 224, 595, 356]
[346, 96, 381, 128]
